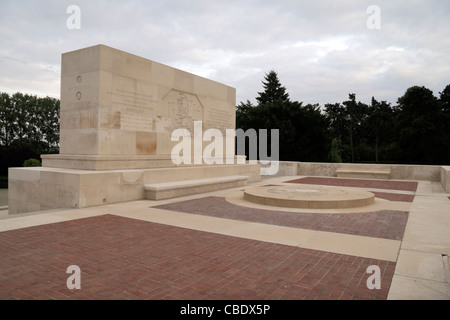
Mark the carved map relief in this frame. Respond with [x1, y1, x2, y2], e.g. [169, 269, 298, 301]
[163, 90, 204, 133]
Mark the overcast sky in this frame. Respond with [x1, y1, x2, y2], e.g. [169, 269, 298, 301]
[0, 0, 449, 107]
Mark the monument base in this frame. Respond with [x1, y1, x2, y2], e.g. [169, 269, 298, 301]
[41, 154, 176, 171]
[41, 154, 248, 171]
[8, 163, 260, 215]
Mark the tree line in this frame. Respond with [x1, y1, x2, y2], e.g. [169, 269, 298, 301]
[237, 70, 450, 165]
[1, 72, 449, 179]
[0, 92, 60, 176]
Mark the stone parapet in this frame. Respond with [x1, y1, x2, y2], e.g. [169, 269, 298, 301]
[8, 163, 260, 215]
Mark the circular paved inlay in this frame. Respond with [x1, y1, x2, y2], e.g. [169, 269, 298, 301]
[244, 185, 375, 209]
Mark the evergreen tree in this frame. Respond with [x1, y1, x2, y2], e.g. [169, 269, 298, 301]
[237, 73, 450, 165]
[439, 84, 450, 164]
[256, 70, 290, 105]
[439, 84, 450, 113]
[396, 86, 443, 164]
[236, 71, 329, 162]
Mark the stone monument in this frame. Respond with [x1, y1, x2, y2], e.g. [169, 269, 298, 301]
[8, 45, 260, 214]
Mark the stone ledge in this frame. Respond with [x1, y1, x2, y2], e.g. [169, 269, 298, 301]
[441, 166, 450, 193]
[41, 154, 176, 171]
[336, 169, 391, 179]
[336, 164, 391, 179]
[145, 175, 248, 200]
[42, 154, 249, 171]
[8, 164, 259, 215]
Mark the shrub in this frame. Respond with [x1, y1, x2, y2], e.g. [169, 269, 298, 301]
[328, 138, 342, 163]
[0, 146, 40, 176]
[0, 176, 7, 188]
[23, 158, 41, 167]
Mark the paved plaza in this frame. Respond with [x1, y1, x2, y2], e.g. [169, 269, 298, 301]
[0, 175, 449, 300]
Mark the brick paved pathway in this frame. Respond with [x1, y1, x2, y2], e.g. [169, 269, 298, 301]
[287, 177, 418, 192]
[0, 214, 394, 300]
[370, 191, 414, 202]
[156, 197, 408, 240]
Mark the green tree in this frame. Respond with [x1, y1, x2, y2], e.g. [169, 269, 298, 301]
[324, 103, 347, 142]
[325, 94, 369, 163]
[366, 97, 395, 163]
[328, 138, 342, 163]
[0, 92, 14, 146]
[236, 100, 256, 130]
[238, 76, 450, 165]
[294, 103, 330, 161]
[36, 96, 60, 152]
[255, 70, 290, 105]
[324, 102, 349, 161]
[439, 84, 450, 164]
[395, 86, 444, 164]
[0, 92, 60, 152]
[237, 71, 329, 162]
[342, 94, 369, 163]
[0, 92, 60, 176]
[9, 92, 31, 146]
[439, 84, 450, 113]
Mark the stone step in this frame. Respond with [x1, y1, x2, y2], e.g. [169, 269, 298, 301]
[336, 165, 391, 179]
[144, 175, 248, 200]
[336, 169, 390, 179]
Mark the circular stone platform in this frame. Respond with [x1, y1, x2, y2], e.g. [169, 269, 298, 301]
[243, 185, 375, 209]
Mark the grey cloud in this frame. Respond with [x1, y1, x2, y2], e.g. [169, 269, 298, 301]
[0, 0, 448, 107]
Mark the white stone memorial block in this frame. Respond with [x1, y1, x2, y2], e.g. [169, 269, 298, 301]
[42, 44, 236, 170]
[9, 45, 260, 215]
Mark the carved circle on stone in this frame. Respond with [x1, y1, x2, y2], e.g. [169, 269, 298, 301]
[76, 91, 82, 100]
[243, 185, 375, 209]
[76, 75, 82, 83]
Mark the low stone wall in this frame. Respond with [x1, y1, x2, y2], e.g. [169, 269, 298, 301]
[295, 162, 442, 181]
[389, 164, 441, 181]
[8, 163, 261, 215]
[261, 161, 448, 192]
[441, 166, 450, 193]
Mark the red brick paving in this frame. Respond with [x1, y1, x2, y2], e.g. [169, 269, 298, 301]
[287, 177, 418, 192]
[0, 215, 395, 300]
[156, 197, 408, 240]
[0, 214, 395, 300]
[0, 176, 417, 301]
[371, 191, 415, 203]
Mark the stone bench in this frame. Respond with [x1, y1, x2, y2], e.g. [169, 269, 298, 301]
[144, 175, 249, 200]
[336, 165, 391, 180]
